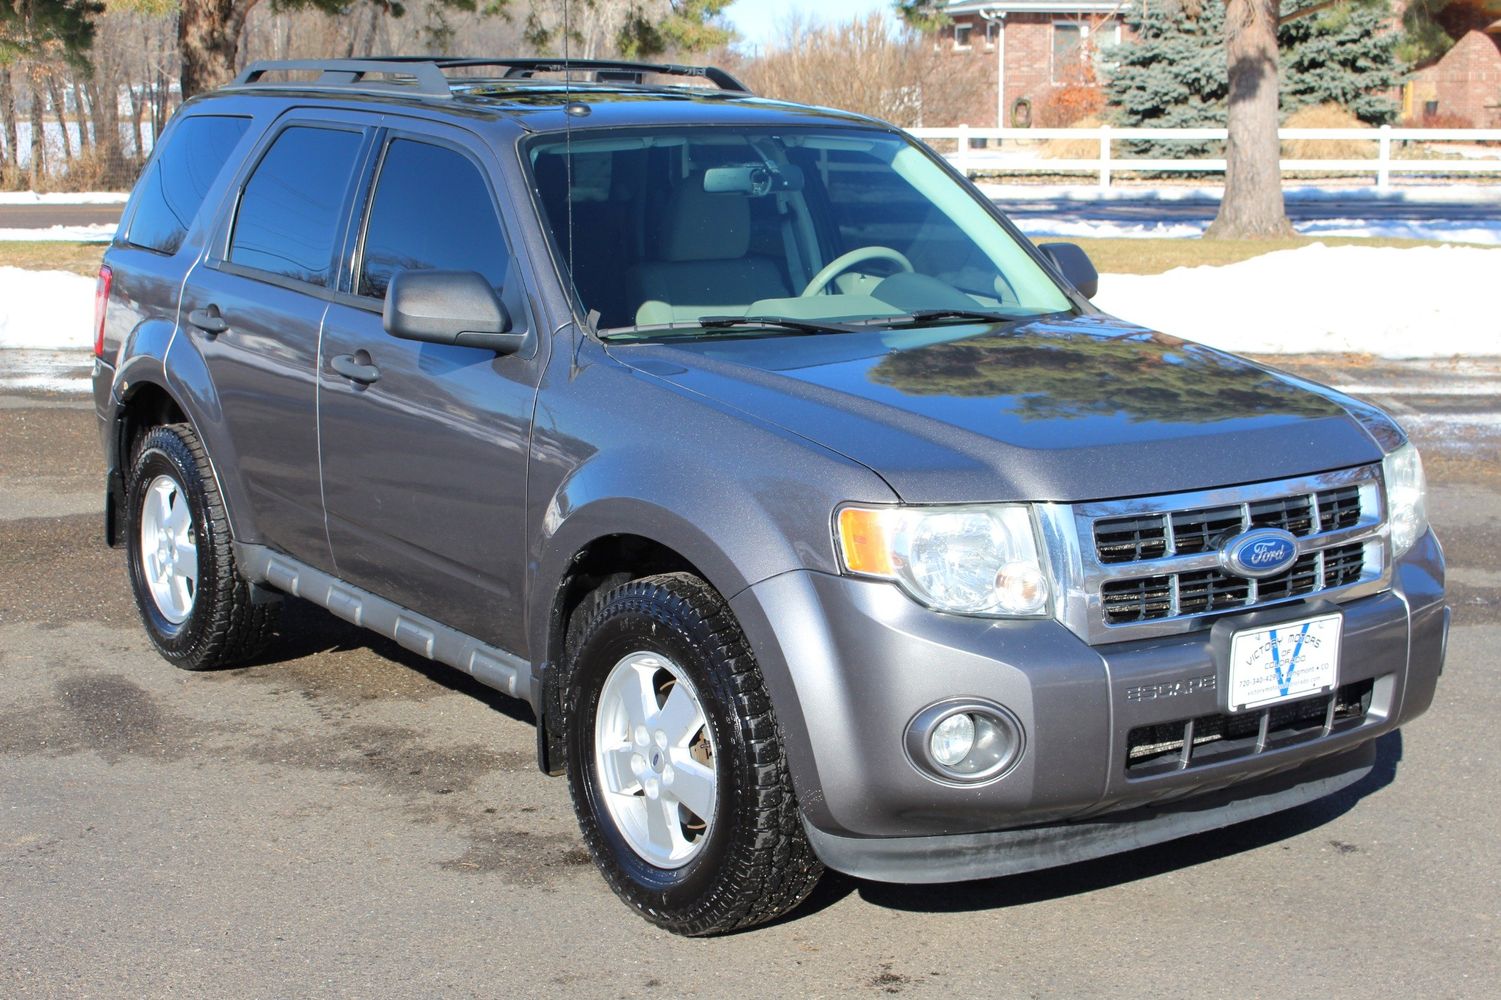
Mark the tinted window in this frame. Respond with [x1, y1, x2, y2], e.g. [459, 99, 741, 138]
[127, 115, 249, 255]
[359, 139, 510, 300]
[229, 126, 364, 286]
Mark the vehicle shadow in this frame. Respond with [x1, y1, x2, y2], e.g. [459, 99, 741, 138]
[233, 596, 538, 727]
[776, 731, 1403, 926]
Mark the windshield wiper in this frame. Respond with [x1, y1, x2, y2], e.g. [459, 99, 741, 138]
[697, 314, 863, 334]
[597, 315, 866, 341]
[874, 308, 1020, 327]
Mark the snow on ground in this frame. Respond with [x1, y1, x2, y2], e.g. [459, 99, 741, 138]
[0, 267, 97, 350]
[0, 223, 116, 243]
[1092, 243, 1501, 357]
[2, 244, 1497, 360]
[0, 191, 130, 205]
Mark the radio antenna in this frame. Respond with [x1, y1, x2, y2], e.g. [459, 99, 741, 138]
[563, 0, 575, 306]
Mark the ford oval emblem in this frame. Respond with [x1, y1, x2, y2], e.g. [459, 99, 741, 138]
[1220, 528, 1299, 579]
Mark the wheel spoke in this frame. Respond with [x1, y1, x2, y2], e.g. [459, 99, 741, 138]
[177, 536, 199, 577]
[655, 681, 704, 747]
[165, 490, 190, 533]
[151, 481, 174, 527]
[667, 757, 715, 821]
[643, 793, 678, 855]
[599, 744, 640, 795]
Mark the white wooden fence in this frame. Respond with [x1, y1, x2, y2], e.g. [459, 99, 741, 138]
[907, 125, 1501, 190]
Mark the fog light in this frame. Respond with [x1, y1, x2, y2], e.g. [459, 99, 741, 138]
[930, 713, 976, 766]
[906, 700, 1025, 784]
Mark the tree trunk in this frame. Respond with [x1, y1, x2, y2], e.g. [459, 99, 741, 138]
[75, 77, 92, 154]
[86, 77, 126, 179]
[126, 83, 145, 161]
[179, 0, 255, 99]
[27, 67, 47, 189]
[47, 73, 73, 161]
[0, 68, 18, 177]
[1205, 0, 1294, 239]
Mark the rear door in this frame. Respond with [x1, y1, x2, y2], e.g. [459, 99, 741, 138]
[317, 122, 545, 651]
[178, 113, 375, 569]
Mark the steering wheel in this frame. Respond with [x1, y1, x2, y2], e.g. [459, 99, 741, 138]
[800, 246, 914, 297]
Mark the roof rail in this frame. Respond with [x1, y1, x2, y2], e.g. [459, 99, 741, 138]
[225, 57, 754, 99]
[372, 56, 752, 94]
[228, 60, 454, 99]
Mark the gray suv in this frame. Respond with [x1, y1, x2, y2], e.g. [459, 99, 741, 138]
[92, 58, 1448, 936]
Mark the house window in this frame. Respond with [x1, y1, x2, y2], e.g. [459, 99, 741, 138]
[985, 19, 998, 49]
[1052, 20, 1123, 83]
[954, 22, 973, 50]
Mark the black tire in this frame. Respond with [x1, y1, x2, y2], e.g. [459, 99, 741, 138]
[125, 423, 279, 670]
[561, 572, 823, 936]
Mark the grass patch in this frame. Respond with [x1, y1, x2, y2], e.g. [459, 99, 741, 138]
[1066, 237, 1497, 275]
[0, 241, 106, 277]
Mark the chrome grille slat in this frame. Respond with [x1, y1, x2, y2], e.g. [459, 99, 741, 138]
[1042, 464, 1392, 645]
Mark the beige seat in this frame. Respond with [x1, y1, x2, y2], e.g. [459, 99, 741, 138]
[627, 177, 790, 325]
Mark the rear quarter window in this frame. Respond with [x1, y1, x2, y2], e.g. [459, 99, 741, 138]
[228, 125, 366, 287]
[126, 115, 250, 255]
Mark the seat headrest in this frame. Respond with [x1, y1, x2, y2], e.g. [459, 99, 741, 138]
[660, 177, 751, 262]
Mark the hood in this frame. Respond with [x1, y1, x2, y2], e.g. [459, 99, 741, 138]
[607, 315, 1387, 503]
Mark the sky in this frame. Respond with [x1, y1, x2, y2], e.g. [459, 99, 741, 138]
[723, 0, 896, 51]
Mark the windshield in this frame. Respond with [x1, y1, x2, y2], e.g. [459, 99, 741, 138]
[524, 126, 1073, 338]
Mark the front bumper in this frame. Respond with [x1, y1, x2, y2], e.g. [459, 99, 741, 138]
[729, 529, 1445, 875]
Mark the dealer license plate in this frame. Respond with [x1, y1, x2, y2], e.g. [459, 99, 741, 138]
[1226, 613, 1342, 712]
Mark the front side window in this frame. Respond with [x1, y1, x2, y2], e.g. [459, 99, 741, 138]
[358, 139, 512, 301]
[954, 22, 973, 49]
[127, 115, 249, 255]
[526, 126, 1072, 338]
[229, 126, 365, 286]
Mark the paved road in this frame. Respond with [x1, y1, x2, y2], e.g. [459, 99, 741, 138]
[0, 203, 123, 230]
[2, 354, 1498, 998]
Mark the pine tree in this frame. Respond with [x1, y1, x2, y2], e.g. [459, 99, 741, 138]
[1106, 1, 1404, 144]
[1280, 4, 1402, 123]
[1104, 0, 1227, 156]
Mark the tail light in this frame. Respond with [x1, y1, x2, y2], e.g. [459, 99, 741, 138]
[93, 265, 113, 359]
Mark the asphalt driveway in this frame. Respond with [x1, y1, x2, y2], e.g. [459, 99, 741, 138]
[2, 355, 1497, 999]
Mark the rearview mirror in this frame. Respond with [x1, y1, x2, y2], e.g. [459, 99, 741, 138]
[383, 270, 525, 355]
[702, 162, 804, 197]
[1039, 242, 1099, 300]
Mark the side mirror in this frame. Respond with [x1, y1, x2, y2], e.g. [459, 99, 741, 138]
[383, 269, 525, 355]
[1039, 242, 1099, 300]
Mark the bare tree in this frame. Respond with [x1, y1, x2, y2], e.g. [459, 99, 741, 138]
[734, 12, 987, 128]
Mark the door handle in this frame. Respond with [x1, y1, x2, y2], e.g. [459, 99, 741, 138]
[330, 353, 381, 385]
[187, 305, 229, 335]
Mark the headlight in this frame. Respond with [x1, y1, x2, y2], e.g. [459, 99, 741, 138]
[836, 504, 1050, 616]
[1383, 441, 1428, 560]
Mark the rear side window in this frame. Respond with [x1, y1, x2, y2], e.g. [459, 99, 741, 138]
[229, 126, 365, 287]
[358, 139, 511, 300]
[127, 115, 249, 255]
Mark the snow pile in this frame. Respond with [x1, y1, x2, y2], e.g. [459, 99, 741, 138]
[0, 223, 116, 243]
[0, 267, 97, 350]
[2, 245, 1498, 358]
[1093, 243, 1501, 357]
[1015, 215, 1501, 244]
[0, 191, 129, 205]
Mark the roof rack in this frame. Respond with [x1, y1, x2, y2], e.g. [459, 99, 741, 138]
[229, 60, 454, 99]
[226, 57, 752, 99]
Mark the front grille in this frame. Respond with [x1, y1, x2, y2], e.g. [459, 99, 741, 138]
[1079, 468, 1386, 636]
[1094, 483, 1367, 565]
[1125, 678, 1376, 775]
[1101, 542, 1365, 625]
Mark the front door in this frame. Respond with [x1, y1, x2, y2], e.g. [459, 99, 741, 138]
[317, 129, 544, 651]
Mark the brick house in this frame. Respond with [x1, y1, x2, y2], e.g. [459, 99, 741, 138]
[940, 0, 1130, 127]
[942, 1, 1501, 129]
[1404, 26, 1501, 127]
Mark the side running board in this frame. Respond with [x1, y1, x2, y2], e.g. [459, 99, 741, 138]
[234, 543, 534, 708]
